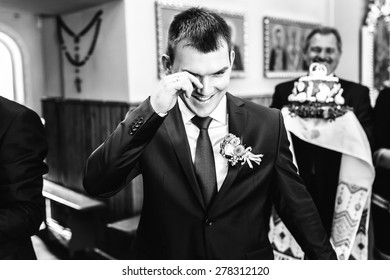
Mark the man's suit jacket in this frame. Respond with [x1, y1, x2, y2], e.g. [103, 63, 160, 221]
[271, 79, 374, 235]
[0, 97, 48, 259]
[83, 93, 336, 260]
[372, 88, 390, 255]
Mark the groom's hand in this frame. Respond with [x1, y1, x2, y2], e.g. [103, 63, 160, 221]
[150, 72, 203, 114]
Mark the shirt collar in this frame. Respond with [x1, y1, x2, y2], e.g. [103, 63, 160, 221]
[178, 94, 227, 125]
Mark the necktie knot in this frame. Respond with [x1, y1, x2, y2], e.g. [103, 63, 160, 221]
[192, 116, 212, 130]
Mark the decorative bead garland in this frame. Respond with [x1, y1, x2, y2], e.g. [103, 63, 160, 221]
[57, 10, 103, 93]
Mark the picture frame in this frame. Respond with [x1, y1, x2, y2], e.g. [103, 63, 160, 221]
[361, 0, 390, 105]
[155, 1, 247, 79]
[263, 17, 319, 78]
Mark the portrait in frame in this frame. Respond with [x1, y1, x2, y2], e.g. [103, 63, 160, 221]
[155, 1, 247, 79]
[263, 17, 319, 78]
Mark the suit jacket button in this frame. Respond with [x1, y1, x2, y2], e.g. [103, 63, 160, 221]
[205, 218, 213, 226]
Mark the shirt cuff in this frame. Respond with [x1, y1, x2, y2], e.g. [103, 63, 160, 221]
[157, 111, 168, 117]
[148, 97, 168, 117]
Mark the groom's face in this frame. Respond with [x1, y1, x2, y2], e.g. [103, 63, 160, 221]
[171, 40, 234, 117]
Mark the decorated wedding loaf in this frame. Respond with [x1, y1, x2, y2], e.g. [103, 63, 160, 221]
[286, 63, 351, 120]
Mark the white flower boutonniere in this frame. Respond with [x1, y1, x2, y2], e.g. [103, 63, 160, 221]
[219, 133, 264, 169]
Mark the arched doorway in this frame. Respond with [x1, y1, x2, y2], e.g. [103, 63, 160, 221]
[0, 31, 24, 104]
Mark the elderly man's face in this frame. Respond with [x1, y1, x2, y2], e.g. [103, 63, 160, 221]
[304, 33, 341, 75]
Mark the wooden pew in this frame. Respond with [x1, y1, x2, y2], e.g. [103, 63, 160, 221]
[107, 215, 140, 237]
[42, 179, 105, 256]
[102, 215, 140, 259]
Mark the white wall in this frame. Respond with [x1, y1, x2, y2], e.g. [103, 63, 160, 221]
[42, 16, 62, 99]
[332, 0, 367, 82]
[38, 0, 369, 106]
[42, 1, 129, 102]
[124, 0, 333, 103]
[0, 7, 44, 114]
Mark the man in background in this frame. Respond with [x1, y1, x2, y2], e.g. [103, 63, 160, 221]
[0, 96, 48, 259]
[271, 27, 374, 258]
[371, 87, 390, 259]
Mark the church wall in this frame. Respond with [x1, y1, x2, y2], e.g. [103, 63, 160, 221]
[42, 1, 129, 102]
[0, 7, 44, 114]
[40, 0, 367, 105]
[125, 0, 367, 103]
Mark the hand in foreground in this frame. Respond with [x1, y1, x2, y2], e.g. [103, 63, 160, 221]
[150, 72, 203, 114]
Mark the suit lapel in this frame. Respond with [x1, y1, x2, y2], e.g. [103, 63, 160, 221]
[209, 93, 246, 212]
[163, 104, 206, 210]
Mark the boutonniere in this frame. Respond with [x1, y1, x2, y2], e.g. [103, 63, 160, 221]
[219, 133, 264, 169]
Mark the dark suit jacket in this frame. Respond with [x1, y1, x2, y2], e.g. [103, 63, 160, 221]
[83, 93, 336, 260]
[0, 97, 48, 259]
[372, 88, 390, 254]
[271, 79, 374, 235]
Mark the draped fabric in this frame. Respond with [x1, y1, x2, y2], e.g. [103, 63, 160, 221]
[269, 108, 375, 260]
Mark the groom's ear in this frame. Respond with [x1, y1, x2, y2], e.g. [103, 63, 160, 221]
[162, 54, 172, 75]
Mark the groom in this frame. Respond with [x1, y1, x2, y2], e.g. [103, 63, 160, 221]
[83, 7, 336, 260]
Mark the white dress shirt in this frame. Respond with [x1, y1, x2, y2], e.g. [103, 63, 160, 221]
[178, 95, 229, 191]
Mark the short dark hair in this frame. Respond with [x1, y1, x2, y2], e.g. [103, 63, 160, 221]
[166, 7, 232, 63]
[303, 27, 342, 53]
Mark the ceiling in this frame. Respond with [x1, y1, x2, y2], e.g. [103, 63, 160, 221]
[0, 0, 119, 15]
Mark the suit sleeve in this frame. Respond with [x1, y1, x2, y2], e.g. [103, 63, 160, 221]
[271, 111, 337, 259]
[83, 97, 165, 197]
[0, 108, 48, 243]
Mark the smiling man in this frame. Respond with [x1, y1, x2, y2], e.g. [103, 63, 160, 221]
[83, 8, 336, 260]
[271, 27, 374, 244]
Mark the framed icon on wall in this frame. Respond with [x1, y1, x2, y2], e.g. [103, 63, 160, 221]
[263, 16, 319, 78]
[155, 1, 247, 79]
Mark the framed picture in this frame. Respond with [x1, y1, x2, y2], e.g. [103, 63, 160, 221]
[361, 0, 390, 106]
[263, 17, 319, 78]
[155, 1, 247, 78]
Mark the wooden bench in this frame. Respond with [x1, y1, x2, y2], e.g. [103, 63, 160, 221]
[104, 215, 140, 259]
[42, 179, 105, 256]
[107, 215, 140, 236]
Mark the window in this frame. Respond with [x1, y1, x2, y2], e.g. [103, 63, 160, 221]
[0, 31, 24, 103]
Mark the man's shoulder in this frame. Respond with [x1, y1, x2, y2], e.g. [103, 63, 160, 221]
[0, 97, 39, 127]
[376, 87, 390, 104]
[339, 78, 369, 93]
[227, 93, 280, 118]
[0, 96, 31, 114]
[275, 79, 297, 90]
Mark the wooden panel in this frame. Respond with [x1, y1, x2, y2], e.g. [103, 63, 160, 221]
[42, 98, 140, 222]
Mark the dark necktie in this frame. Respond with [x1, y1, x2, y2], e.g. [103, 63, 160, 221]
[192, 116, 217, 207]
